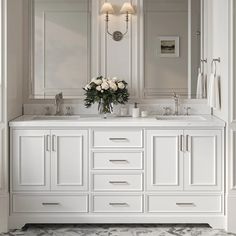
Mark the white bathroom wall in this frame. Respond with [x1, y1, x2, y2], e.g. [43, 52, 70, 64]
[0, 0, 8, 232]
[227, 0, 236, 233]
[208, 0, 236, 233]
[21, 0, 211, 116]
[7, 0, 24, 120]
[210, 0, 230, 122]
[0, 0, 24, 232]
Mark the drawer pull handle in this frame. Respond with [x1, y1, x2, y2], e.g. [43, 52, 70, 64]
[109, 202, 128, 206]
[109, 160, 128, 163]
[109, 181, 129, 185]
[109, 138, 128, 141]
[176, 203, 195, 206]
[42, 203, 60, 206]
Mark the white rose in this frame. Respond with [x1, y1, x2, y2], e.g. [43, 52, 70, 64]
[102, 78, 108, 83]
[94, 79, 102, 85]
[84, 84, 91, 90]
[109, 81, 118, 91]
[91, 77, 96, 83]
[101, 82, 109, 90]
[118, 82, 125, 89]
[96, 86, 102, 91]
[112, 77, 119, 82]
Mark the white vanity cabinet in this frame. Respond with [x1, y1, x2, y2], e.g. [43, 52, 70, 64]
[51, 130, 88, 191]
[12, 130, 51, 191]
[183, 130, 222, 191]
[147, 129, 222, 191]
[12, 129, 88, 192]
[146, 130, 184, 191]
[9, 116, 225, 229]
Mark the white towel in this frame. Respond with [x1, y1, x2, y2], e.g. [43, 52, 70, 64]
[196, 69, 203, 99]
[203, 74, 207, 99]
[208, 73, 220, 110]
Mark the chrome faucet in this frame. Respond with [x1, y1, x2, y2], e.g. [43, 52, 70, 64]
[172, 92, 180, 116]
[55, 92, 63, 115]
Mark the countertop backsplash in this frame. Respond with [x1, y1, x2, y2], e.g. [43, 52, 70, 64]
[23, 102, 211, 116]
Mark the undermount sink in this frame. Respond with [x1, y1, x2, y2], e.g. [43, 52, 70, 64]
[156, 115, 206, 121]
[32, 115, 81, 120]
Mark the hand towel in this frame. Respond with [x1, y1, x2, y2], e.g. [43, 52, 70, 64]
[208, 73, 220, 110]
[203, 74, 207, 99]
[196, 68, 203, 99]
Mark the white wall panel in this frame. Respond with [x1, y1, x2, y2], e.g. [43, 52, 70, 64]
[99, 0, 139, 98]
[32, 0, 91, 99]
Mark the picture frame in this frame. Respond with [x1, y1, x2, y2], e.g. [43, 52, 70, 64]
[158, 36, 179, 57]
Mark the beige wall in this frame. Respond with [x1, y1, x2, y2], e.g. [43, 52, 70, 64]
[144, 0, 188, 97]
[7, 0, 24, 120]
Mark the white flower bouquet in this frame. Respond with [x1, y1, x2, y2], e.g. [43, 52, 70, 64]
[83, 76, 129, 115]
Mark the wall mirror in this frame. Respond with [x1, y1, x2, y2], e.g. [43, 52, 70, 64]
[29, 0, 205, 100]
[30, 0, 91, 99]
[143, 0, 206, 99]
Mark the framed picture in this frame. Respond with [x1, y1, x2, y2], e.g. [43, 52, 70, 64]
[158, 36, 179, 57]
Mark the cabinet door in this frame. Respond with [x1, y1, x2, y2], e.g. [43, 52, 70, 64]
[184, 130, 222, 191]
[146, 130, 184, 191]
[51, 130, 88, 191]
[12, 129, 50, 191]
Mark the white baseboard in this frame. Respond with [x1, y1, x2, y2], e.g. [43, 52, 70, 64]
[9, 214, 225, 230]
[226, 194, 236, 234]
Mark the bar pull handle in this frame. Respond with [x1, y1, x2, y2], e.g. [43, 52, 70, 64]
[42, 202, 60, 206]
[52, 135, 56, 152]
[109, 202, 128, 206]
[109, 138, 128, 141]
[109, 160, 128, 163]
[180, 135, 184, 152]
[176, 203, 195, 207]
[109, 181, 129, 185]
[46, 135, 50, 151]
[186, 135, 190, 152]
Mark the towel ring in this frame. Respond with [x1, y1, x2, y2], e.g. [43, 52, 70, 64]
[200, 59, 207, 72]
[211, 58, 221, 76]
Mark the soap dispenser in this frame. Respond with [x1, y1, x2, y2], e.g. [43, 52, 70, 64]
[132, 103, 140, 118]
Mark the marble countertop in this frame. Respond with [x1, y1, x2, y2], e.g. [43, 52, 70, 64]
[9, 115, 225, 128]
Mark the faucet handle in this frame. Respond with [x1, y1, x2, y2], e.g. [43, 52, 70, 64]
[44, 106, 51, 116]
[184, 107, 191, 116]
[65, 106, 73, 116]
[163, 106, 171, 116]
[172, 92, 180, 99]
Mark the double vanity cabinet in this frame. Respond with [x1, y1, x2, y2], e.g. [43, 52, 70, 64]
[9, 115, 225, 228]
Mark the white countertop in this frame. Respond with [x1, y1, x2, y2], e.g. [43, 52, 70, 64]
[9, 115, 225, 128]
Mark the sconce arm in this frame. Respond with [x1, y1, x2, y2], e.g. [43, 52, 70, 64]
[105, 13, 114, 37]
[122, 12, 129, 37]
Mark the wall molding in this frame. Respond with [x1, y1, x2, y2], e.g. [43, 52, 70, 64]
[28, 0, 91, 99]
[98, 0, 140, 99]
[230, 130, 236, 190]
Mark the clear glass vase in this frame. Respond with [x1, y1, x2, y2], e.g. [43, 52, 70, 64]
[98, 99, 113, 119]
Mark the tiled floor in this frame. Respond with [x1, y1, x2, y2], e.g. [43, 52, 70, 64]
[1, 224, 236, 236]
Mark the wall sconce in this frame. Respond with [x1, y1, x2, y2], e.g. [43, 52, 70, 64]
[101, 1, 135, 41]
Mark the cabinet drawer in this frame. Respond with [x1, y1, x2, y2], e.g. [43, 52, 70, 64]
[93, 174, 143, 191]
[12, 194, 88, 213]
[148, 195, 222, 213]
[92, 151, 143, 170]
[92, 129, 143, 148]
[93, 195, 143, 213]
